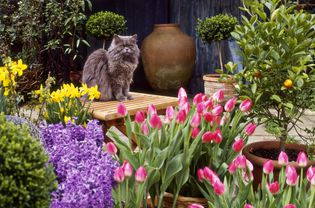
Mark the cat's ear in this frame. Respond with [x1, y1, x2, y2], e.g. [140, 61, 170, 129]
[113, 34, 122, 44]
[131, 34, 138, 41]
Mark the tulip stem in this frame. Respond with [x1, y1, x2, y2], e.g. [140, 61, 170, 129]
[118, 184, 122, 208]
[126, 178, 129, 205]
[309, 187, 315, 208]
[299, 168, 303, 200]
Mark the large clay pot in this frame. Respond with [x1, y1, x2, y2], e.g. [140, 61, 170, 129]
[243, 141, 315, 189]
[141, 24, 196, 91]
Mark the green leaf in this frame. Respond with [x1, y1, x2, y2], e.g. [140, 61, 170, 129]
[251, 83, 257, 94]
[271, 94, 282, 103]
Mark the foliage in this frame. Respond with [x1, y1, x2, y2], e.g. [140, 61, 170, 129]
[40, 120, 117, 208]
[0, 114, 57, 207]
[34, 82, 100, 126]
[229, 0, 315, 150]
[108, 88, 255, 208]
[86, 11, 127, 40]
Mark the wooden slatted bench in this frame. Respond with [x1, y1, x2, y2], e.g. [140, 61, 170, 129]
[90, 92, 178, 139]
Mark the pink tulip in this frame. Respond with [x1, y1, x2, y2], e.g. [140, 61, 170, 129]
[246, 159, 254, 172]
[228, 161, 237, 174]
[147, 104, 157, 116]
[212, 90, 224, 102]
[114, 167, 125, 182]
[141, 122, 149, 135]
[213, 128, 222, 144]
[286, 165, 298, 186]
[220, 114, 229, 126]
[202, 131, 214, 143]
[165, 106, 175, 124]
[192, 127, 200, 139]
[244, 204, 254, 208]
[197, 169, 205, 182]
[117, 102, 127, 116]
[193, 93, 203, 105]
[176, 109, 187, 124]
[149, 114, 162, 129]
[306, 166, 315, 185]
[202, 95, 208, 102]
[240, 99, 252, 112]
[190, 113, 201, 128]
[213, 180, 225, 195]
[135, 166, 147, 182]
[122, 160, 133, 177]
[297, 151, 308, 167]
[204, 99, 214, 110]
[235, 155, 247, 169]
[242, 171, 254, 183]
[263, 160, 274, 174]
[244, 123, 256, 136]
[203, 167, 219, 185]
[182, 102, 191, 115]
[278, 151, 289, 165]
[203, 112, 214, 123]
[232, 138, 244, 152]
[224, 97, 238, 112]
[106, 142, 117, 155]
[212, 105, 223, 116]
[284, 204, 296, 208]
[178, 87, 188, 107]
[196, 102, 204, 114]
[267, 181, 280, 195]
[135, 111, 145, 124]
[188, 204, 204, 208]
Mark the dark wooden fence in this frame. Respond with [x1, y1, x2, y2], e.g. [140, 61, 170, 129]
[89, 0, 242, 94]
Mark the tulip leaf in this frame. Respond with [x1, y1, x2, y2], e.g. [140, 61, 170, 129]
[162, 154, 183, 191]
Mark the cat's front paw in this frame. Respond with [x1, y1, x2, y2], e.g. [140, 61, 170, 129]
[116, 95, 127, 102]
[126, 94, 134, 100]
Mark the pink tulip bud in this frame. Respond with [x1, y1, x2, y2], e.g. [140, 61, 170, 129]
[149, 114, 162, 129]
[117, 102, 127, 116]
[203, 112, 214, 123]
[135, 111, 145, 124]
[220, 114, 229, 126]
[244, 204, 254, 208]
[190, 113, 201, 128]
[188, 204, 204, 208]
[196, 102, 204, 114]
[203, 167, 219, 185]
[135, 166, 147, 182]
[240, 99, 252, 112]
[202, 95, 208, 102]
[165, 106, 175, 124]
[213, 180, 225, 195]
[263, 160, 274, 174]
[286, 165, 298, 186]
[232, 138, 244, 152]
[212, 90, 224, 102]
[114, 167, 125, 182]
[147, 104, 157, 116]
[278, 151, 289, 165]
[176, 109, 187, 124]
[212, 105, 223, 116]
[193, 93, 203, 105]
[141, 122, 149, 135]
[235, 155, 247, 169]
[284, 204, 296, 208]
[246, 159, 254, 171]
[224, 97, 238, 112]
[202, 131, 214, 143]
[267, 181, 280, 195]
[122, 160, 133, 177]
[204, 99, 214, 110]
[297, 151, 308, 167]
[242, 171, 254, 183]
[228, 161, 237, 174]
[182, 102, 191, 115]
[213, 129, 222, 144]
[244, 123, 256, 136]
[106, 142, 117, 155]
[178, 87, 188, 107]
[192, 127, 200, 139]
[197, 169, 205, 182]
[306, 166, 315, 185]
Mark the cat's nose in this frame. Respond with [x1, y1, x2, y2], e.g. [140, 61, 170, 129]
[125, 48, 130, 53]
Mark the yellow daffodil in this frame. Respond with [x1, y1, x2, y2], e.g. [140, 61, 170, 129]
[64, 116, 71, 123]
[88, 85, 101, 100]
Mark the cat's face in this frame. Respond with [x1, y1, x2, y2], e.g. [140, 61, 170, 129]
[111, 35, 139, 56]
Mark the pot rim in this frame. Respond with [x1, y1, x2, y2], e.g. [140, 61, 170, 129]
[154, 23, 180, 28]
[242, 140, 315, 169]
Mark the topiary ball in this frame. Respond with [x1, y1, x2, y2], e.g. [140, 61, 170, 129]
[86, 11, 127, 40]
[197, 14, 238, 43]
[0, 114, 57, 208]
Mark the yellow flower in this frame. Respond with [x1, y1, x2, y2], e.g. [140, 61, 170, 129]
[88, 85, 101, 100]
[51, 90, 64, 102]
[64, 116, 71, 123]
[79, 83, 89, 96]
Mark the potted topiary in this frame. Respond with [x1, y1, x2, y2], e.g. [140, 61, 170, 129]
[197, 14, 238, 101]
[0, 114, 57, 207]
[86, 11, 127, 49]
[228, 0, 315, 186]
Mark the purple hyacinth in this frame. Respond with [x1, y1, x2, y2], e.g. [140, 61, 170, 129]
[40, 120, 117, 208]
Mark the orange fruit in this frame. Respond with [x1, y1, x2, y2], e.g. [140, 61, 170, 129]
[284, 79, 293, 88]
[254, 70, 262, 78]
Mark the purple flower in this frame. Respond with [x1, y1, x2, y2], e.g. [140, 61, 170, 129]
[40, 120, 117, 208]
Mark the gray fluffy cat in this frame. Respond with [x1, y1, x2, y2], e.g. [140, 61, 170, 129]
[82, 34, 140, 101]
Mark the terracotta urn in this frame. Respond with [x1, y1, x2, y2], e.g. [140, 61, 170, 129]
[141, 24, 196, 91]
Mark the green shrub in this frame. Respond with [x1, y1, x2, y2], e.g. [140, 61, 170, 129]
[0, 115, 57, 207]
[86, 11, 127, 40]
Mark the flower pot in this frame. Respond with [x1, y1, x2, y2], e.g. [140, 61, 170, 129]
[141, 24, 196, 91]
[162, 192, 207, 208]
[203, 74, 236, 102]
[243, 140, 315, 189]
